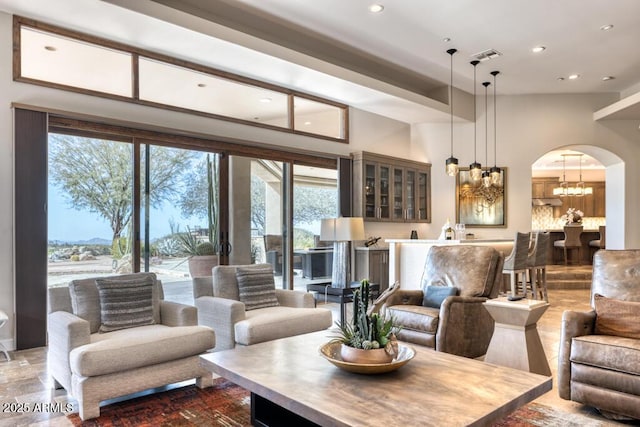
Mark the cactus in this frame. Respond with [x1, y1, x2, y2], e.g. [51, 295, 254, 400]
[195, 242, 216, 256]
[334, 279, 399, 351]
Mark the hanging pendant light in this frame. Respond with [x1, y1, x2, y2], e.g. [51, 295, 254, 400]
[445, 48, 459, 176]
[489, 71, 502, 185]
[469, 60, 482, 181]
[482, 81, 491, 188]
[553, 155, 569, 197]
[576, 154, 585, 197]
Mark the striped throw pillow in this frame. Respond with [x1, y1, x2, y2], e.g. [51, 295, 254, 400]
[96, 276, 155, 333]
[236, 267, 279, 311]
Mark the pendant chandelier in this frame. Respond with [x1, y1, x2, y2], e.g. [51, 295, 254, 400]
[482, 81, 491, 188]
[445, 48, 459, 176]
[469, 60, 482, 181]
[489, 71, 501, 184]
[553, 154, 593, 196]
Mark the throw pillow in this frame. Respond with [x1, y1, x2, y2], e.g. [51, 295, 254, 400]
[422, 285, 458, 308]
[96, 275, 155, 333]
[594, 293, 640, 340]
[235, 267, 280, 311]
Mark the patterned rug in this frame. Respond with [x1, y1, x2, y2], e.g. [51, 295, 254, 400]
[67, 379, 600, 426]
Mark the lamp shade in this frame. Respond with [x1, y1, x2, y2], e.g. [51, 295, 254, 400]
[320, 217, 364, 242]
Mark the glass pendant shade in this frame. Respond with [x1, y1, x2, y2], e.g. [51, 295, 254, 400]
[446, 156, 459, 176]
[469, 162, 482, 181]
[489, 166, 501, 185]
[482, 170, 491, 188]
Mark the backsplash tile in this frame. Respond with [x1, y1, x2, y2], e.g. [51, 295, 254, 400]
[531, 206, 605, 230]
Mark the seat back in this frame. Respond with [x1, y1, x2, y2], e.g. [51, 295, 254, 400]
[211, 263, 274, 301]
[563, 225, 583, 248]
[420, 245, 504, 298]
[591, 250, 640, 306]
[598, 225, 606, 249]
[264, 235, 282, 253]
[503, 232, 530, 271]
[533, 231, 551, 267]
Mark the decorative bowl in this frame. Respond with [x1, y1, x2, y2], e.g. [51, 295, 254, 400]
[319, 341, 415, 374]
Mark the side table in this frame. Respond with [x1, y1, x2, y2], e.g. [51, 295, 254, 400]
[483, 297, 551, 376]
[306, 282, 379, 326]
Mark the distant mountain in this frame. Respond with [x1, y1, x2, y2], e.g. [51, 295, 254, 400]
[48, 237, 111, 246]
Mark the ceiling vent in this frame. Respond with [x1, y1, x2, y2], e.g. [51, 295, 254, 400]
[472, 49, 503, 62]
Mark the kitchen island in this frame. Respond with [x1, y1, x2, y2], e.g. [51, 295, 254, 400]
[386, 239, 514, 290]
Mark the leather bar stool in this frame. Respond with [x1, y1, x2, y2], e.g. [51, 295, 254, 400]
[554, 225, 583, 265]
[0, 310, 10, 361]
[503, 232, 531, 297]
[527, 231, 550, 301]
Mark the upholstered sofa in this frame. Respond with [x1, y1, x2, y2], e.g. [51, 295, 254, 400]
[558, 250, 640, 420]
[193, 264, 332, 351]
[376, 245, 504, 358]
[48, 273, 216, 420]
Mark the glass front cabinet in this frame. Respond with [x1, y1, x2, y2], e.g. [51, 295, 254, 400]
[353, 152, 431, 223]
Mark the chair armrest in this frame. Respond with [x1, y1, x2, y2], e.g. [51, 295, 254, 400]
[195, 296, 246, 351]
[275, 289, 314, 308]
[47, 311, 90, 391]
[160, 300, 198, 326]
[437, 296, 493, 358]
[381, 290, 424, 312]
[558, 309, 596, 400]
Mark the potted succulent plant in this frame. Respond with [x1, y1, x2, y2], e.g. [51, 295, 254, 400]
[334, 279, 400, 364]
[176, 228, 219, 277]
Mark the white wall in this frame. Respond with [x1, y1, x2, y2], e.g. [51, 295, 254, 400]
[411, 93, 640, 247]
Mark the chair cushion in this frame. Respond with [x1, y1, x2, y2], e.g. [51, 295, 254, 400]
[422, 285, 458, 308]
[70, 273, 161, 334]
[387, 305, 439, 334]
[571, 335, 640, 376]
[69, 324, 215, 377]
[236, 267, 280, 311]
[234, 306, 332, 345]
[96, 275, 155, 333]
[594, 294, 640, 340]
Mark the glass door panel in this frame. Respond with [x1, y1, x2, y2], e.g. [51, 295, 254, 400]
[364, 163, 376, 219]
[292, 165, 338, 290]
[393, 168, 404, 220]
[379, 165, 390, 220]
[47, 133, 133, 287]
[406, 169, 416, 220]
[417, 172, 428, 220]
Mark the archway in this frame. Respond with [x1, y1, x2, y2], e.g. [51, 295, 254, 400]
[532, 145, 624, 249]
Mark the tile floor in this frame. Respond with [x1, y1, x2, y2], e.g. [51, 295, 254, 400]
[0, 286, 636, 426]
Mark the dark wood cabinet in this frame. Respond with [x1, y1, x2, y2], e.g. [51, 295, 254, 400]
[353, 152, 431, 223]
[355, 247, 389, 291]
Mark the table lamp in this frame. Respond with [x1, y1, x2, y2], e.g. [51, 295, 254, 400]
[320, 217, 365, 288]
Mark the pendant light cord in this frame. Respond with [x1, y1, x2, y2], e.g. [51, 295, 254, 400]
[473, 63, 477, 162]
[491, 71, 499, 168]
[450, 51, 454, 157]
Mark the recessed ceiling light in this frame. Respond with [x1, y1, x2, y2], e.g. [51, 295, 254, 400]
[369, 4, 384, 13]
[197, 83, 206, 88]
[531, 46, 546, 53]
[259, 97, 272, 103]
[304, 121, 312, 126]
[601, 76, 615, 81]
[443, 37, 451, 43]
[600, 24, 614, 31]
[568, 74, 580, 80]
[557, 77, 565, 81]
[44, 45, 57, 51]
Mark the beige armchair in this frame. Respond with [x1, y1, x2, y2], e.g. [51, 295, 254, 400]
[47, 273, 215, 420]
[376, 245, 504, 358]
[558, 250, 640, 421]
[193, 264, 332, 351]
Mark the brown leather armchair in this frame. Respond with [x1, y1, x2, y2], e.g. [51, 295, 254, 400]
[376, 245, 504, 358]
[558, 250, 640, 421]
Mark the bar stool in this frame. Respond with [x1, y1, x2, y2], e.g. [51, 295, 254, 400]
[503, 232, 531, 297]
[0, 310, 10, 361]
[589, 225, 606, 253]
[527, 231, 550, 301]
[554, 225, 583, 265]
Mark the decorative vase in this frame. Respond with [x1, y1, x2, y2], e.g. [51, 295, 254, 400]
[340, 344, 394, 364]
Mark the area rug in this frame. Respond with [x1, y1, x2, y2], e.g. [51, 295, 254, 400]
[68, 379, 602, 426]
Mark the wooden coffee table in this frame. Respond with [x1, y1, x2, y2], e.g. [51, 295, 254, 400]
[200, 331, 552, 426]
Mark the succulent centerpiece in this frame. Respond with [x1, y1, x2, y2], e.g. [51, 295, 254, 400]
[333, 279, 400, 364]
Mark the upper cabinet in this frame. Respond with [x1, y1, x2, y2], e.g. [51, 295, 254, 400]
[352, 152, 431, 223]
